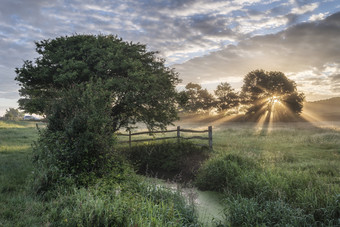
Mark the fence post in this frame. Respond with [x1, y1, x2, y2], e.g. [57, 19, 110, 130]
[208, 126, 212, 150]
[129, 130, 132, 149]
[177, 126, 181, 143]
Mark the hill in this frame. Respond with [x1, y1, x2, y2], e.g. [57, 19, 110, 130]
[304, 97, 340, 121]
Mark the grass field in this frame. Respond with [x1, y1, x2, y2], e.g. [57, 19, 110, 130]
[119, 121, 340, 225]
[0, 121, 199, 226]
[1, 120, 339, 226]
[201, 123, 340, 225]
[0, 121, 47, 226]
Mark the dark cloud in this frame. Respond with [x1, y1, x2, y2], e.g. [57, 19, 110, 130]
[331, 74, 340, 82]
[331, 84, 340, 93]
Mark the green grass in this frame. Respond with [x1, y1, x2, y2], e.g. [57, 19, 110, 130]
[201, 124, 340, 226]
[0, 121, 47, 226]
[2, 120, 340, 226]
[0, 121, 199, 226]
[116, 123, 340, 225]
[213, 126, 340, 177]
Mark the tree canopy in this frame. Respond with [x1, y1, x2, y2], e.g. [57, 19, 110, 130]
[214, 82, 239, 113]
[240, 69, 305, 118]
[181, 83, 215, 112]
[15, 34, 180, 131]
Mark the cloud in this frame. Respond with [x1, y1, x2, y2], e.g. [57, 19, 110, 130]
[0, 0, 338, 103]
[173, 12, 340, 99]
[291, 2, 319, 15]
[331, 74, 340, 82]
[309, 12, 328, 21]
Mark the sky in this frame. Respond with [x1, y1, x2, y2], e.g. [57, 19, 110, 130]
[1, 0, 340, 116]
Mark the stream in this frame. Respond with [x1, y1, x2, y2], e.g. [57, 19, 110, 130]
[156, 179, 225, 226]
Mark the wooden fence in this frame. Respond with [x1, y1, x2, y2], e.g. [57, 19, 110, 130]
[117, 126, 212, 149]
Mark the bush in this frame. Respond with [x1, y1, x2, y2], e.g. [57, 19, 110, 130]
[31, 80, 118, 195]
[121, 141, 209, 181]
[195, 154, 259, 192]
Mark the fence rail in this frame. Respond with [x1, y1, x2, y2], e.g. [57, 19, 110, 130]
[117, 126, 212, 149]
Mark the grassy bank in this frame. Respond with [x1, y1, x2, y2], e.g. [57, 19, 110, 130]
[2, 120, 340, 226]
[197, 124, 340, 226]
[0, 121, 199, 226]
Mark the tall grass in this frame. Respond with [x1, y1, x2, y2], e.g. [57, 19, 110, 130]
[196, 125, 340, 226]
[2, 120, 340, 226]
[0, 121, 47, 226]
[0, 120, 200, 226]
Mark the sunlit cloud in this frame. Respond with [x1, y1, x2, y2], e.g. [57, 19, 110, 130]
[174, 12, 340, 101]
[0, 0, 339, 115]
[291, 2, 319, 15]
[309, 12, 328, 21]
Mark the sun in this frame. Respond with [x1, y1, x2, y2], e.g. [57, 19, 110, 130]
[267, 96, 281, 105]
[272, 96, 279, 103]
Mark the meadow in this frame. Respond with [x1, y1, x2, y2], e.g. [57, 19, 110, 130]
[1, 119, 339, 226]
[0, 121, 199, 226]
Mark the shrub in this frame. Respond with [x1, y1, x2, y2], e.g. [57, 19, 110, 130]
[195, 153, 259, 192]
[121, 141, 209, 181]
[30, 80, 118, 195]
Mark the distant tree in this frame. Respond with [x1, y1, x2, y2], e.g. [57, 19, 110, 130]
[176, 90, 189, 112]
[240, 69, 305, 118]
[3, 108, 24, 121]
[214, 82, 239, 113]
[197, 89, 216, 112]
[182, 83, 215, 112]
[15, 34, 180, 131]
[182, 83, 202, 112]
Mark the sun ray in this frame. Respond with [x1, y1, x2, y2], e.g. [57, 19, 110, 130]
[301, 109, 338, 129]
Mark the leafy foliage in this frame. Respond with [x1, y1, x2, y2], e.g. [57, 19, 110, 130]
[15, 34, 179, 131]
[240, 69, 305, 117]
[214, 82, 239, 113]
[16, 34, 182, 194]
[31, 80, 120, 192]
[181, 82, 215, 113]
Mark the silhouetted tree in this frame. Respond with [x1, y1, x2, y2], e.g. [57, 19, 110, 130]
[182, 83, 215, 112]
[214, 82, 239, 113]
[240, 69, 304, 118]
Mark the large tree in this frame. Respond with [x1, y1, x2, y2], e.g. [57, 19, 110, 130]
[16, 35, 182, 188]
[15, 35, 180, 131]
[240, 69, 305, 118]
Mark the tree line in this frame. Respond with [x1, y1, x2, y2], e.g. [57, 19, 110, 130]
[178, 69, 305, 117]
